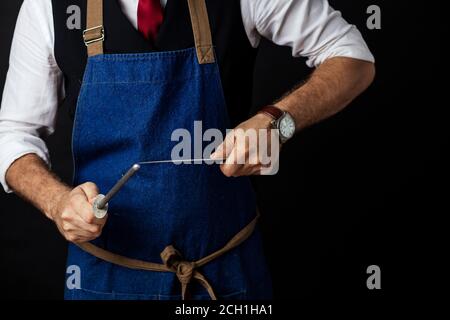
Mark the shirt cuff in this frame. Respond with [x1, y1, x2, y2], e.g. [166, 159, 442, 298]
[0, 141, 51, 193]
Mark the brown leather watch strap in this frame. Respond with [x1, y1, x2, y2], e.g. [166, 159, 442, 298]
[258, 106, 284, 120]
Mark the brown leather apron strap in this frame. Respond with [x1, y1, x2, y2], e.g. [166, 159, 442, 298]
[77, 212, 259, 300]
[84, 0, 215, 64]
[187, 0, 216, 64]
[84, 0, 104, 57]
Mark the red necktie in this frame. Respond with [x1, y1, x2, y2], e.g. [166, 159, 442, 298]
[137, 0, 164, 41]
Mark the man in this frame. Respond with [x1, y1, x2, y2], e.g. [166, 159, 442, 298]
[0, 0, 375, 300]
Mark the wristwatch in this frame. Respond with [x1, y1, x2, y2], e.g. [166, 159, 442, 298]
[258, 105, 296, 143]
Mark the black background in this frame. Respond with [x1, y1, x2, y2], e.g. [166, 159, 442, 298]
[0, 0, 446, 302]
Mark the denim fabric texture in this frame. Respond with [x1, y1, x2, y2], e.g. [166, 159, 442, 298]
[65, 47, 272, 300]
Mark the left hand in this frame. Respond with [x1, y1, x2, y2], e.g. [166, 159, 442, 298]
[211, 113, 279, 177]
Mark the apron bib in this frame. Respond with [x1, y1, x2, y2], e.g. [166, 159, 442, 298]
[65, 0, 272, 300]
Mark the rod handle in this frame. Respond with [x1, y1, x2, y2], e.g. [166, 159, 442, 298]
[93, 194, 108, 219]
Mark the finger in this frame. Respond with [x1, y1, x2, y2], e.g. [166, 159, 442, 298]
[62, 222, 99, 241]
[261, 161, 273, 168]
[259, 160, 280, 175]
[233, 129, 250, 166]
[71, 228, 98, 239]
[220, 163, 244, 177]
[250, 165, 263, 176]
[71, 215, 104, 235]
[70, 228, 100, 242]
[79, 182, 99, 202]
[66, 233, 95, 244]
[221, 143, 243, 177]
[257, 129, 278, 167]
[211, 131, 235, 161]
[71, 193, 100, 225]
[248, 143, 260, 166]
[234, 164, 259, 177]
[225, 126, 254, 175]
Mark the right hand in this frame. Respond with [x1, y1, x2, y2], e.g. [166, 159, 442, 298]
[51, 182, 107, 243]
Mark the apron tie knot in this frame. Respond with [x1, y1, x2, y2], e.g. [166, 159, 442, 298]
[176, 261, 195, 285]
[160, 245, 216, 300]
[77, 214, 260, 300]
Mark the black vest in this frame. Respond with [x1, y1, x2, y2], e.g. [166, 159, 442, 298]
[51, 0, 257, 126]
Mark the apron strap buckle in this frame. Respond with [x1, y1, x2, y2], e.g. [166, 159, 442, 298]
[83, 25, 105, 46]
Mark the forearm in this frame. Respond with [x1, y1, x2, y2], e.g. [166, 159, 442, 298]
[276, 57, 376, 131]
[5, 154, 70, 220]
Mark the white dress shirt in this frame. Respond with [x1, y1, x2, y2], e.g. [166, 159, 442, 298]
[0, 0, 374, 192]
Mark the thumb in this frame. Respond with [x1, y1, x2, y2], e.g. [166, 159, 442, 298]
[78, 182, 100, 203]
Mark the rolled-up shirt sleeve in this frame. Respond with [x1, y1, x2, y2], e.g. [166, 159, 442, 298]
[0, 0, 64, 193]
[242, 0, 375, 67]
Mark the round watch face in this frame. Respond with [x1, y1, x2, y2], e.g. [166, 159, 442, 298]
[279, 113, 296, 140]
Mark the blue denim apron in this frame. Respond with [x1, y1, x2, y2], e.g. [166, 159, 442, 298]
[64, 0, 272, 300]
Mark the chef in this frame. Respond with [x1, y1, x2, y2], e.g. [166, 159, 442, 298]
[0, 0, 375, 300]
